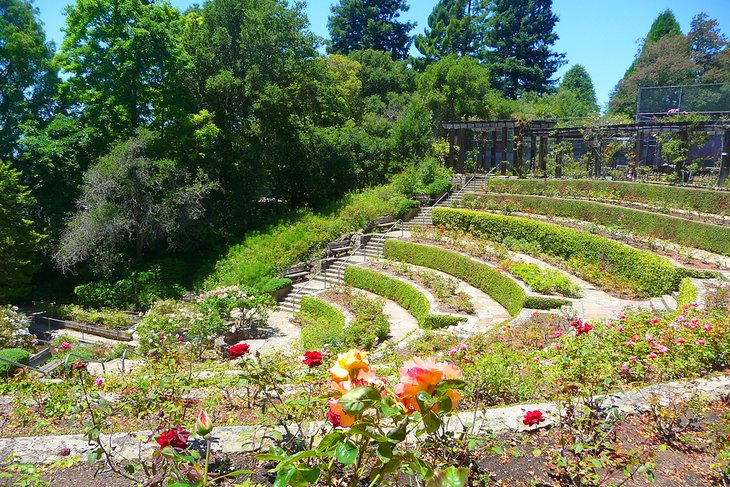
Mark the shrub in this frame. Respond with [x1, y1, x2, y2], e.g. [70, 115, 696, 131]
[344, 296, 390, 349]
[676, 278, 698, 307]
[0, 348, 30, 377]
[433, 208, 686, 297]
[38, 303, 133, 330]
[343, 266, 464, 329]
[523, 296, 571, 310]
[0, 306, 35, 349]
[468, 194, 730, 256]
[298, 296, 347, 351]
[501, 260, 582, 297]
[485, 178, 730, 217]
[383, 240, 526, 316]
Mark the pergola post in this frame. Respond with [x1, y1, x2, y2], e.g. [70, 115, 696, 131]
[448, 128, 456, 170]
[538, 136, 547, 173]
[491, 130, 497, 172]
[555, 136, 562, 178]
[480, 133, 487, 172]
[720, 129, 730, 186]
[458, 128, 466, 173]
[501, 126, 508, 175]
[529, 135, 537, 171]
[676, 129, 688, 183]
[515, 132, 523, 175]
[634, 130, 643, 179]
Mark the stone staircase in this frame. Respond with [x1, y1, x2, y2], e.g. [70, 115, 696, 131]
[404, 174, 490, 229]
[638, 291, 679, 314]
[277, 232, 396, 313]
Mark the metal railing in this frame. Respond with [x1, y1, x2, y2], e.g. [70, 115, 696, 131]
[0, 357, 46, 376]
[64, 352, 106, 374]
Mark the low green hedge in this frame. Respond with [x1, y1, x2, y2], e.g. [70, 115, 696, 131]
[485, 179, 730, 216]
[432, 208, 686, 297]
[676, 278, 698, 307]
[470, 194, 730, 256]
[298, 296, 346, 350]
[343, 266, 465, 329]
[383, 240, 525, 316]
[523, 296, 571, 310]
[0, 348, 30, 377]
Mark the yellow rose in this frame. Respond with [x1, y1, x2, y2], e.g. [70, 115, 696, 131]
[328, 348, 369, 381]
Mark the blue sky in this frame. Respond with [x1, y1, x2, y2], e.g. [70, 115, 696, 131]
[33, 0, 730, 110]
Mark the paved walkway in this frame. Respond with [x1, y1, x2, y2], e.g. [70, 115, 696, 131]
[5, 373, 729, 464]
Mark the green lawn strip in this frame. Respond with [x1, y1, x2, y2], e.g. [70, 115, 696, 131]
[472, 193, 730, 256]
[432, 207, 687, 297]
[382, 240, 526, 316]
[343, 266, 465, 329]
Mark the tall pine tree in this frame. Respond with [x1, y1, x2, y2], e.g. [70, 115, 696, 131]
[485, 0, 565, 98]
[414, 0, 489, 62]
[327, 0, 414, 60]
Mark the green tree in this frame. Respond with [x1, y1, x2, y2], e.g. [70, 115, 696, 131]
[55, 131, 214, 273]
[0, 160, 43, 302]
[557, 64, 598, 116]
[609, 35, 697, 116]
[414, 0, 489, 62]
[689, 13, 728, 77]
[416, 55, 491, 121]
[327, 0, 414, 60]
[485, 0, 565, 98]
[348, 49, 414, 100]
[0, 0, 56, 159]
[58, 0, 189, 148]
[623, 9, 682, 78]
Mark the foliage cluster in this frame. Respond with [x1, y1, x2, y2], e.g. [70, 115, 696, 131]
[499, 259, 582, 297]
[298, 296, 346, 351]
[383, 239, 526, 315]
[468, 193, 730, 256]
[432, 208, 686, 297]
[37, 303, 134, 330]
[343, 266, 465, 329]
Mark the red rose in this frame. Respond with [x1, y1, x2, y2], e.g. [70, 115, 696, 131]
[523, 410, 545, 426]
[156, 427, 190, 450]
[229, 343, 250, 358]
[327, 409, 342, 427]
[302, 351, 323, 368]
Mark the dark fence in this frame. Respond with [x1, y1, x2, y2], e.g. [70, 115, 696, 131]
[31, 315, 133, 342]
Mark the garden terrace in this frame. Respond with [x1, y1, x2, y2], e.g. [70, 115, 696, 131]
[432, 207, 690, 297]
[443, 119, 730, 183]
[462, 193, 730, 256]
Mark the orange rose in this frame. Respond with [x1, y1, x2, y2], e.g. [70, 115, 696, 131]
[328, 348, 370, 381]
[327, 398, 355, 428]
[394, 357, 463, 414]
[331, 367, 387, 395]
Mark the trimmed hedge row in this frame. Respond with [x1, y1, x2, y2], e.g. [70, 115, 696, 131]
[471, 194, 730, 256]
[298, 296, 346, 350]
[432, 208, 686, 297]
[382, 240, 525, 316]
[486, 179, 730, 216]
[343, 266, 465, 329]
[523, 296, 571, 310]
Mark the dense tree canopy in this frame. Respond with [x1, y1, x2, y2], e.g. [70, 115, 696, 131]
[0, 160, 42, 302]
[327, 0, 414, 60]
[0, 0, 56, 159]
[414, 0, 489, 62]
[557, 64, 598, 116]
[485, 0, 565, 98]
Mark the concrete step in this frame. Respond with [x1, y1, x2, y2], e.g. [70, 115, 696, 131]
[662, 294, 678, 312]
[649, 297, 667, 313]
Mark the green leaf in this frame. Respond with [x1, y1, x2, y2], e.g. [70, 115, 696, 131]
[422, 410, 441, 434]
[339, 386, 381, 416]
[335, 441, 359, 466]
[387, 418, 409, 442]
[426, 466, 470, 487]
[434, 379, 466, 395]
[273, 465, 296, 487]
[377, 442, 394, 462]
[316, 431, 344, 452]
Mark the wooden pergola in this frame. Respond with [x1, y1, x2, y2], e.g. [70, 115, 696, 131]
[442, 119, 730, 184]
